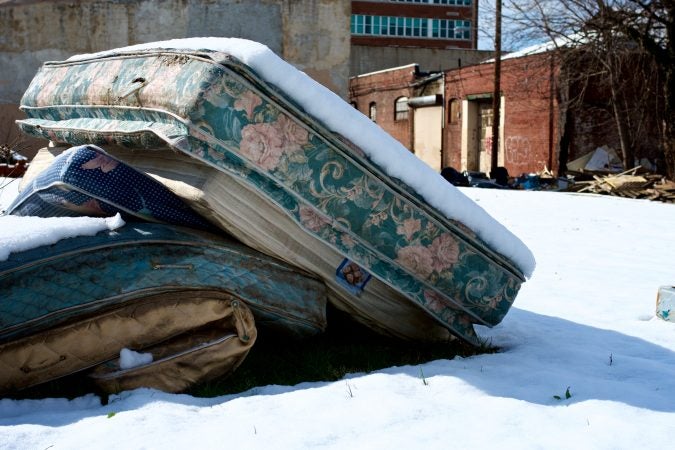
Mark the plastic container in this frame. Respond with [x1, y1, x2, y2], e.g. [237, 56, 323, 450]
[656, 286, 675, 322]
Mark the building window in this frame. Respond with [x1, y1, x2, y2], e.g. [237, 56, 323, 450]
[350, 101, 358, 109]
[351, 15, 472, 41]
[395, 97, 409, 121]
[448, 99, 459, 124]
[369, 102, 377, 122]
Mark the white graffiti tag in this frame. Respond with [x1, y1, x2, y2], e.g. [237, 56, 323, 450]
[505, 136, 531, 165]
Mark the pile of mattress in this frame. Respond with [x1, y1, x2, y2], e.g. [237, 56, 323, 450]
[2, 144, 327, 394]
[2, 38, 534, 394]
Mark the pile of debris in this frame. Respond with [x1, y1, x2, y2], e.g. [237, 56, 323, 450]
[0, 144, 28, 178]
[564, 167, 675, 203]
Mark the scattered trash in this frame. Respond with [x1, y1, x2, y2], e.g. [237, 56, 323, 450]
[656, 286, 675, 322]
[440, 166, 470, 187]
[515, 173, 541, 190]
[0, 144, 28, 178]
[563, 167, 675, 203]
[466, 171, 510, 189]
[441, 167, 510, 189]
[490, 167, 510, 187]
[567, 146, 623, 173]
[441, 156, 673, 201]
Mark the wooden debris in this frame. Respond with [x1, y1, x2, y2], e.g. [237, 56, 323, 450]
[564, 167, 675, 203]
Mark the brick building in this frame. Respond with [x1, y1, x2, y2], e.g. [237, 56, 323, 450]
[350, 44, 660, 178]
[348, 49, 568, 177]
[349, 48, 572, 175]
[444, 50, 560, 176]
[443, 46, 662, 177]
[349, 64, 445, 170]
[349, 51, 561, 176]
[349, 0, 489, 76]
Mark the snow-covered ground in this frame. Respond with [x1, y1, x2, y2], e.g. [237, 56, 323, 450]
[1, 180, 674, 449]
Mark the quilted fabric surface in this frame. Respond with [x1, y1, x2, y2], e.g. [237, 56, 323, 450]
[15, 49, 527, 344]
[7, 144, 214, 231]
[0, 223, 327, 342]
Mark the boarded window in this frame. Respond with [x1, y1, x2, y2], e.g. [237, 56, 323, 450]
[395, 97, 409, 121]
[448, 99, 460, 124]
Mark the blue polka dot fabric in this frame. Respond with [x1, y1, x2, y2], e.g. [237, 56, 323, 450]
[7, 145, 214, 230]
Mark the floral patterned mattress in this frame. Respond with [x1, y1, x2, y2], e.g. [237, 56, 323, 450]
[16, 48, 525, 345]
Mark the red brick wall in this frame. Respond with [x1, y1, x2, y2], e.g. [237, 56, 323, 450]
[349, 65, 417, 150]
[569, 106, 617, 162]
[443, 53, 560, 175]
[350, 55, 562, 175]
[349, 49, 656, 177]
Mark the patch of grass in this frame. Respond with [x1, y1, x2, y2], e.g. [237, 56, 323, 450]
[553, 386, 572, 400]
[8, 306, 497, 400]
[188, 306, 496, 397]
[420, 368, 428, 386]
[7, 371, 102, 401]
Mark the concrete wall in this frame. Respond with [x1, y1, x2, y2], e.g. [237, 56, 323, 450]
[0, 0, 351, 157]
[350, 45, 492, 76]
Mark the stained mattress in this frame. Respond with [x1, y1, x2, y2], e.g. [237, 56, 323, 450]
[23, 146, 455, 343]
[17, 45, 527, 344]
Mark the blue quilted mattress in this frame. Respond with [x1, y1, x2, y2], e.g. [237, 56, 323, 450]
[0, 223, 327, 343]
[6, 144, 214, 231]
[0, 222, 327, 392]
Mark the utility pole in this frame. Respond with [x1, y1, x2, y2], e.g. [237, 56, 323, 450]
[491, 0, 502, 176]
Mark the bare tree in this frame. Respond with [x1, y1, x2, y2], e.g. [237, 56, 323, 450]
[479, 0, 549, 51]
[503, 0, 673, 177]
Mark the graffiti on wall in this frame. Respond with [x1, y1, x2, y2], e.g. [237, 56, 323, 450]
[505, 136, 531, 165]
[483, 135, 493, 153]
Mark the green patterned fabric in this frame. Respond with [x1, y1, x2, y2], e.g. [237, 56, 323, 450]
[18, 50, 525, 344]
[0, 223, 327, 342]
